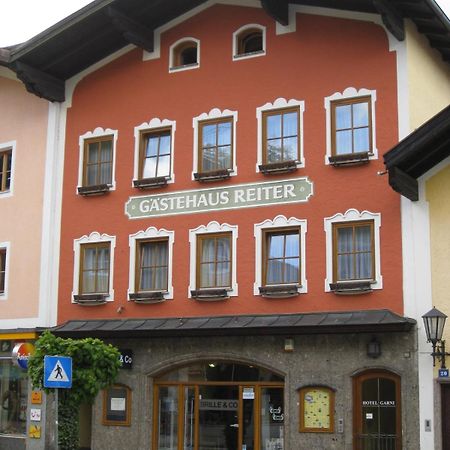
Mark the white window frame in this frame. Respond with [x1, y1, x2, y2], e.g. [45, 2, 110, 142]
[133, 118, 176, 185]
[77, 127, 118, 193]
[72, 232, 116, 302]
[169, 37, 200, 73]
[254, 215, 307, 295]
[192, 108, 238, 179]
[256, 98, 305, 172]
[232, 24, 266, 61]
[188, 221, 238, 297]
[324, 87, 377, 165]
[128, 227, 175, 300]
[0, 242, 10, 300]
[0, 141, 16, 198]
[324, 208, 382, 291]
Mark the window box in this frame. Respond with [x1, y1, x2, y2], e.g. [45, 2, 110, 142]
[329, 280, 373, 295]
[133, 177, 169, 189]
[77, 183, 111, 195]
[193, 168, 232, 182]
[259, 284, 300, 298]
[129, 291, 166, 303]
[190, 288, 230, 301]
[328, 151, 370, 167]
[73, 293, 108, 305]
[258, 160, 298, 174]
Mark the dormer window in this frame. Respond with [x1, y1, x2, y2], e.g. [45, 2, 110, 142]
[170, 38, 200, 72]
[233, 25, 266, 60]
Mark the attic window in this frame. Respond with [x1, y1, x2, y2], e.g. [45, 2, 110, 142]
[170, 38, 200, 72]
[233, 25, 266, 60]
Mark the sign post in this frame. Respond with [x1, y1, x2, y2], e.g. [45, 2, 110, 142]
[43, 356, 73, 450]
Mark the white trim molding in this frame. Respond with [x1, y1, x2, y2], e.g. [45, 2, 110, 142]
[324, 208, 382, 291]
[256, 98, 305, 172]
[128, 227, 175, 300]
[133, 118, 176, 185]
[169, 37, 200, 73]
[232, 24, 266, 61]
[0, 140, 16, 198]
[0, 241, 10, 301]
[72, 232, 116, 302]
[188, 221, 238, 297]
[253, 215, 307, 295]
[192, 108, 238, 179]
[324, 87, 377, 165]
[77, 127, 118, 193]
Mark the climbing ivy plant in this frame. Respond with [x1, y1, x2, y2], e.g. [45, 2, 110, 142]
[28, 331, 121, 450]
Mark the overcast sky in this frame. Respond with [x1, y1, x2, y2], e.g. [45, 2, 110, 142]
[0, 0, 449, 47]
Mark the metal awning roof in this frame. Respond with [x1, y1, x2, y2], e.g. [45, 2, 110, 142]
[384, 104, 450, 201]
[52, 310, 416, 338]
[1, 0, 449, 102]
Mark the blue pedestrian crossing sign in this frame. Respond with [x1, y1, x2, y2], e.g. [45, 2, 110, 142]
[43, 355, 72, 388]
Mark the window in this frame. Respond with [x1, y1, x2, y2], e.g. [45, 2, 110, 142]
[170, 38, 200, 72]
[324, 87, 377, 165]
[128, 227, 174, 302]
[78, 128, 118, 194]
[233, 25, 266, 59]
[0, 248, 6, 295]
[192, 109, 238, 181]
[73, 232, 115, 303]
[256, 98, 305, 173]
[254, 216, 307, 297]
[103, 384, 131, 426]
[0, 149, 12, 193]
[189, 221, 238, 299]
[324, 209, 382, 293]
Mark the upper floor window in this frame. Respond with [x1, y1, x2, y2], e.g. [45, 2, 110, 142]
[0, 247, 6, 295]
[233, 25, 266, 59]
[78, 128, 118, 195]
[192, 109, 238, 181]
[324, 209, 382, 294]
[170, 38, 200, 72]
[133, 119, 176, 189]
[324, 87, 377, 166]
[256, 98, 305, 174]
[0, 149, 12, 193]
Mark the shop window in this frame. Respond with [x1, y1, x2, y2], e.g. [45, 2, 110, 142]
[103, 384, 131, 426]
[77, 128, 118, 195]
[0, 148, 12, 193]
[73, 232, 115, 304]
[256, 98, 305, 173]
[170, 38, 200, 72]
[128, 227, 174, 302]
[324, 209, 382, 293]
[0, 243, 9, 299]
[192, 109, 238, 181]
[233, 25, 266, 59]
[299, 386, 335, 432]
[189, 222, 238, 299]
[324, 87, 377, 166]
[254, 216, 307, 297]
[353, 370, 401, 450]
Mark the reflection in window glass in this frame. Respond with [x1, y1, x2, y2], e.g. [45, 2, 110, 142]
[141, 130, 171, 179]
[261, 387, 284, 450]
[157, 386, 178, 450]
[200, 120, 232, 172]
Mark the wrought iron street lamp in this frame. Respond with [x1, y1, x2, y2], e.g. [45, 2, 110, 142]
[422, 307, 450, 368]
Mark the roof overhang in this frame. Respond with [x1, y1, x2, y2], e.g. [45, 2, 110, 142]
[384, 105, 450, 201]
[52, 310, 416, 339]
[1, 0, 449, 102]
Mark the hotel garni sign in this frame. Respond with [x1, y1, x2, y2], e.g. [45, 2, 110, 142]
[125, 177, 313, 219]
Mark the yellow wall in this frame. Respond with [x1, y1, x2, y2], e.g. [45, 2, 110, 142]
[426, 164, 450, 343]
[405, 20, 450, 129]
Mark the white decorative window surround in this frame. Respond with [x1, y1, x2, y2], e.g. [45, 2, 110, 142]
[254, 216, 307, 295]
[72, 232, 116, 301]
[128, 227, 175, 300]
[192, 108, 238, 179]
[324, 209, 382, 291]
[77, 127, 118, 192]
[324, 87, 377, 165]
[232, 24, 266, 60]
[133, 118, 176, 185]
[0, 242, 10, 300]
[188, 221, 238, 297]
[256, 98, 305, 172]
[169, 37, 200, 73]
[0, 141, 16, 198]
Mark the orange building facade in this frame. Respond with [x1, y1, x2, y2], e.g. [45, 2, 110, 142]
[54, 4, 417, 450]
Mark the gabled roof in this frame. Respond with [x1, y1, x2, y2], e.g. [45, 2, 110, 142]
[1, 0, 449, 102]
[384, 105, 450, 201]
